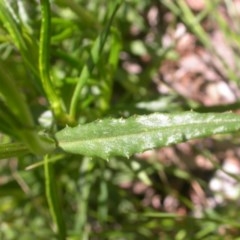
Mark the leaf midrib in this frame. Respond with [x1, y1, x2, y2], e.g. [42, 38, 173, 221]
[58, 118, 238, 144]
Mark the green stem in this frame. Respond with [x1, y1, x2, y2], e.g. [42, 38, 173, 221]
[44, 155, 66, 239]
[39, 0, 67, 123]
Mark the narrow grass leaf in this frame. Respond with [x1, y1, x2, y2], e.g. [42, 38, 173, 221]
[44, 155, 66, 239]
[56, 112, 240, 159]
[74, 158, 96, 234]
[0, 0, 39, 77]
[69, 1, 122, 119]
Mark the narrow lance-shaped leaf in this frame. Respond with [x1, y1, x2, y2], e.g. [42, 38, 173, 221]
[56, 112, 240, 159]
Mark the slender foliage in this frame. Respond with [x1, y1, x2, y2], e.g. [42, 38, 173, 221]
[1, 1, 240, 239]
[69, 0, 122, 120]
[39, 0, 68, 124]
[44, 155, 66, 239]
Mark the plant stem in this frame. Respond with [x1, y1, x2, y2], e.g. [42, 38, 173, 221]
[44, 155, 66, 239]
[39, 0, 69, 124]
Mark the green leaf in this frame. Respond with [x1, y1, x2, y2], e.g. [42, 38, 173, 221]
[56, 112, 240, 159]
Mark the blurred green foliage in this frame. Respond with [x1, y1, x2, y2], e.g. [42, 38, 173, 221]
[1, 0, 240, 239]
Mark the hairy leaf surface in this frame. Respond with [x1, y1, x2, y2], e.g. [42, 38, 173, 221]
[56, 112, 240, 159]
